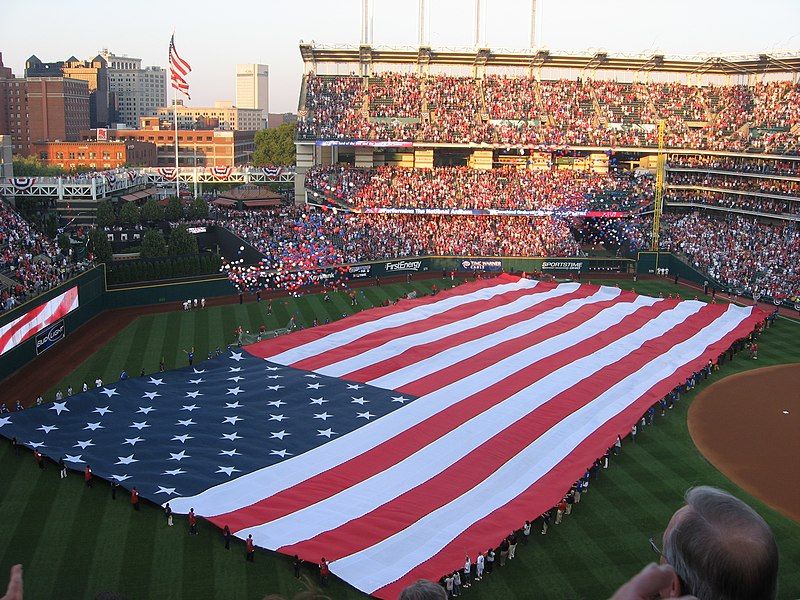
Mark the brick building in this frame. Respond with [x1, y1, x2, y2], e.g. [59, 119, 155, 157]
[26, 54, 110, 128]
[156, 100, 263, 131]
[81, 118, 254, 166]
[31, 139, 156, 169]
[99, 49, 167, 129]
[0, 54, 90, 155]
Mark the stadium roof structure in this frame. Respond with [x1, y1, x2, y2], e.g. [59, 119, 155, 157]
[299, 43, 800, 74]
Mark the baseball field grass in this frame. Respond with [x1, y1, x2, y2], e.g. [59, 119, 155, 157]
[1, 276, 798, 600]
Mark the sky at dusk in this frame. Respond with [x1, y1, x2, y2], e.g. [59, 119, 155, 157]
[2, 0, 799, 114]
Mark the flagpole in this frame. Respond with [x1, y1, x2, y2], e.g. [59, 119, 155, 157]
[173, 74, 179, 200]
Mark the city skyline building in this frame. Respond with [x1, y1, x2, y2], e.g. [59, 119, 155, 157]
[99, 49, 167, 129]
[235, 63, 269, 127]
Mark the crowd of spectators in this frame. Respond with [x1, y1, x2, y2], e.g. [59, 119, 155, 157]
[667, 154, 800, 176]
[0, 201, 92, 312]
[305, 165, 654, 212]
[665, 189, 800, 216]
[298, 73, 800, 152]
[667, 171, 800, 198]
[660, 211, 800, 299]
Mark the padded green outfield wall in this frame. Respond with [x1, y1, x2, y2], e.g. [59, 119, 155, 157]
[0, 267, 106, 381]
[636, 252, 719, 288]
[104, 276, 236, 309]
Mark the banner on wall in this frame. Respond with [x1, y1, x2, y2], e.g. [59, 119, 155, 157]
[35, 319, 66, 355]
[460, 259, 503, 272]
[0, 287, 78, 356]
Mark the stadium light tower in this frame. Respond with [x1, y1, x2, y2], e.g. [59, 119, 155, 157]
[474, 0, 485, 47]
[418, 0, 427, 47]
[530, 0, 538, 48]
[361, 0, 373, 45]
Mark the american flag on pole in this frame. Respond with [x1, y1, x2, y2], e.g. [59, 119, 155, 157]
[169, 34, 192, 99]
[0, 276, 765, 597]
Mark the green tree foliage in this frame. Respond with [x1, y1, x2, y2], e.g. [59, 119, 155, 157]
[12, 156, 93, 176]
[165, 196, 183, 221]
[95, 200, 116, 229]
[188, 197, 209, 219]
[44, 213, 59, 238]
[140, 229, 168, 258]
[119, 201, 141, 226]
[253, 122, 296, 166]
[88, 228, 112, 263]
[106, 253, 222, 284]
[140, 199, 164, 223]
[168, 225, 199, 256]
[57, 233, 71, 253]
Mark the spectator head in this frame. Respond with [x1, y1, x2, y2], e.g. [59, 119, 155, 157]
[661, 486, 778, 600]
[398, 579, 447, 600]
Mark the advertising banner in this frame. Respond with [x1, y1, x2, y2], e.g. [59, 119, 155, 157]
[35, 319, 66, 355]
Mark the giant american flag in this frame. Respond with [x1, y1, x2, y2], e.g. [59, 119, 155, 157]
[0, 275, 765, 597]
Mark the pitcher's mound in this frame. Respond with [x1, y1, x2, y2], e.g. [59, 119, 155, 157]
[688, 364, 800, 522]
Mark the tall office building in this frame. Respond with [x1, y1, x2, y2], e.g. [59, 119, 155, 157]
[99, 49, 167, 128]
[235, 64, 269, 127]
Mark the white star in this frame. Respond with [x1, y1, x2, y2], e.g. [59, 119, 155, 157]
[181, 404, 199, 412]
[163, 468, 186, 476]
[222, 416, 243, 425]
[49, 401, 69, 415]
[227, 376, 244, 382]
[156, 486, 177, 495]
[347, 384, 364, 390]
[356, 411, 376, 420]
[93, 406, 113, 416]
[188, 377, 205, 385]
[28, 441, 46, 449]
[219, 448, 241, 457]
[216, 466, 241, 476]
[176, 419, 196, 427]
[115, 454, 138, 465]
[313, 412, 333, 421]
[74, 439, 94, 449]
[185, 390, 202, 399]
[100, 387, 119, 398]
[267, 399, 286, 408]
[230, 352, 244, 361]
[351, 397, 368, 405]
[317, 428, 338, 438]
[123, 437, 144, 446]
[192, 368, 206, 374]
[142, 391, 161, 400]
[307, 383, 323, 389]
[226, 386, 244, 396]
[305, 374, 321, 379]
[266, 385, 285, 391]
[309, 397, 327, 405]
[228, 367, 242, 373]
[137, 406, 155, 415]
[63, 454, 84, 463]
[0, 416, 11, 428]
[266, 375, 283, 379]
[129, 421, 150, 430]
[221, 432, 242, 441]
[171, 434, 193, 443]
[268, 414, 288, 422]
[148, 377, 164, 386]
[225, 401, 243, 409]
[265, 366, 280, 371]
[270, 430, 290, 440]
[391, 396, 411, 404]
[37, 424, 58, 434]
[84, 422, 104, 431]
[110, 474, 131, 482]
[169, 450, 190, 461]
[270, 449, 292, 458]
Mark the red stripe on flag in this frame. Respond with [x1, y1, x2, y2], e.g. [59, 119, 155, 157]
[371, 308, 764, 599]
[0, 288, 77, 354]
[246, 274, 523, 361]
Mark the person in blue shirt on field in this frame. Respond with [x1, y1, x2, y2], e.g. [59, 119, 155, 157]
[120, 370, 128, 381]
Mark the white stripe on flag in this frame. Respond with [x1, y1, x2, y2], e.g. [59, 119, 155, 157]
[265, 277, 540, 365]
[329, 304, 753, 593]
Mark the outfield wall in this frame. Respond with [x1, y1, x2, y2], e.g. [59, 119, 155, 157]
[0, 267, 106, 382]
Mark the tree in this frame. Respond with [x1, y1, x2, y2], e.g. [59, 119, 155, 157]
[12, 156, 64, 176]
[253, 122, 296, 166]
[88, 228, 112, 264]
[140, 229, 168, 258]
[95, 200, 116, 229]
[140, 199, 164, 223]
[57, 233, 71, 253]
[119, 201, 141, 226]
[188, 197, 209, 219]
[165, 196, 183, 221]
[168, 225, 198, 256]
